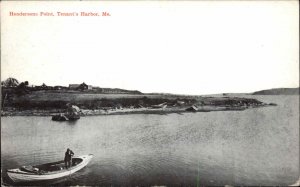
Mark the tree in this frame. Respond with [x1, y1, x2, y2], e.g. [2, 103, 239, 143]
[1, 77, 19, 87]
[16, 81, 30, 95]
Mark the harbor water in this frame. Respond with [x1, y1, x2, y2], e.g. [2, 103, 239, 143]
[1, 95, 299, 186]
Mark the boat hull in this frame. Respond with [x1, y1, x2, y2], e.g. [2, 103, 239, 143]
[7, 154, 93, 183]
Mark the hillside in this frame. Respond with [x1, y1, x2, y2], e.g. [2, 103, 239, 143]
[253, 88, 299, 95]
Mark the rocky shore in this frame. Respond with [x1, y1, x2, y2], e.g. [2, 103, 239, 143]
[1, 101, 274, 117]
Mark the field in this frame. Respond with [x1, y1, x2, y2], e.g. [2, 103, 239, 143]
[3, 90, 195, 109]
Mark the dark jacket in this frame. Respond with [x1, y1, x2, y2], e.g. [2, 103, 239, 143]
[64, 150, 74, 161]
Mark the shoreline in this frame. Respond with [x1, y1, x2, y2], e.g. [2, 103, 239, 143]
[1, 104, 273, 117]
[1, 90, 277, 117]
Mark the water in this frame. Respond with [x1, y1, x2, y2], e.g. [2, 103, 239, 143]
[1, 95, 299, 186]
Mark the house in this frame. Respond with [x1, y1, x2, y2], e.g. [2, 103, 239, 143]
[69, 84, 80, 89]
[69, 83, 93, 90]
[77, 83, 88, 90]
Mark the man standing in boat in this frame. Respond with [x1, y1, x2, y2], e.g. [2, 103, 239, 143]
[64, 148, 74, 169]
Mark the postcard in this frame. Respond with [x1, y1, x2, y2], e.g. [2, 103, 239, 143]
[1, 1, 299, 186]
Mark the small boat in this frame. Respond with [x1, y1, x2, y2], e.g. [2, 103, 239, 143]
[52, 115, 69, 121]
[52, 114, 80, 121]
[6, 154, 93, 183]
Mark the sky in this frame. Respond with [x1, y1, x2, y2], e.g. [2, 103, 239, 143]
[1, 1, 299, 95]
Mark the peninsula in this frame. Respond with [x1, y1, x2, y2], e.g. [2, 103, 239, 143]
[1, 78, 280, 117]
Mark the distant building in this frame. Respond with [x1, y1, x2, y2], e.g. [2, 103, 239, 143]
[69, 84, 80, 89]
[70, 85, 142, 94]
[69, 83, 92, 90]
[78, 83, 88, 90]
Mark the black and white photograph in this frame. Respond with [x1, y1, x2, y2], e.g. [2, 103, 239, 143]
[1, 0, 299, 186]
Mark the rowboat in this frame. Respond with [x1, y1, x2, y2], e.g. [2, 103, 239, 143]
[6, 154, 93, 183]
